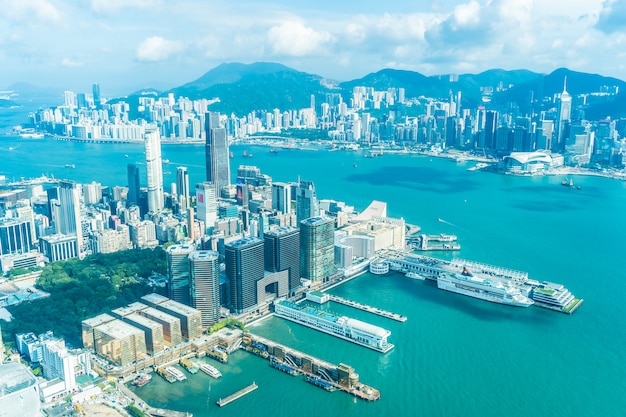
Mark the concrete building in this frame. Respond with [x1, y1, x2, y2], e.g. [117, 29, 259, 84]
[137, 306, 182, 347]
[155, 299, 202, 341]
[90, 319, 147, 366]
[195, 182, 218, 231]
[121, 312, 165, 355]
[0, 363, 41, 417]
[39, 234, 79, 262]
[205, 111, 230, 194]
[0, 218, 33, 255]
[295, 179, 319, 224]
[40, 338, 91, 400]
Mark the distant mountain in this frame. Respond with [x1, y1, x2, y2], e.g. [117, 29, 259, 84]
[341, 68, 542, 109]
[104, 63, 626, 119]
[494, 68, 626, 108]
[167, 62, 334, 115]
[4, 82, 61, 100]
[0, 98, 18, 108]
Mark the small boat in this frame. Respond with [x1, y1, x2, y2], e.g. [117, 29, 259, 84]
[269, 149, 279, 154]
[229, 151, 234, 158]
[561, 178, 574, 187]
[200, 363, 222, 379]
[163, 159, 171, 164]
[132, 373, 152, 387]
[65, 164, 76, 168]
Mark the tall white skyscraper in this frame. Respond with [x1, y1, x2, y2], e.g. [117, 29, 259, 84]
[144, 127, 164, 214]
[271, 182, 291, 214]
[195, 182, 217, 231]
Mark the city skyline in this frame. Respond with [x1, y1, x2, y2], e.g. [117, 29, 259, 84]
[1, 1, 625, 94]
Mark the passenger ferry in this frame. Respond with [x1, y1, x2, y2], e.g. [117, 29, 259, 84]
[437, 268, 533, 307]
[274, 300, 394, 353]
[200, 363, 222, 379]
[165, 366, 187, 382]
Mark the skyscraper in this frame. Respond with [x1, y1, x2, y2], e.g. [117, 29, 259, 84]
[556, 77, 572, 152]
[167, 244, 195, 306]
[176, 166, 190, 211]
[295, 179, 319, 224]
[56, 180, 83, 255]
[195, 182, 217, 231]
[264, 226, 300, 292]
[92, 83, 101, 108]
[205, 112, 230, 194]
[300, 216, 335, 282]
[225, 237, 264, 314]
[144, 127, 164, 214]
[271, 182, 291, 214]
[189, 250, 220, 328]
[0, 218, 33, 255]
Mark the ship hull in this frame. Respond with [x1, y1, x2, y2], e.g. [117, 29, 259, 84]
[437, 276, 533, 307]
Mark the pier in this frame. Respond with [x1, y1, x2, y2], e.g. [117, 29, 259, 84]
[327, 295, 407, 322]
[216, 382, 258, 407]
[243, 333, 380, 401]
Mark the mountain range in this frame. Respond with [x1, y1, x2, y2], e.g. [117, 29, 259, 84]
[6, 62, 626, 120]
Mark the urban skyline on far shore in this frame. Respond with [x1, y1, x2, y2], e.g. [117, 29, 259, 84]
[1, 1, 625, 93]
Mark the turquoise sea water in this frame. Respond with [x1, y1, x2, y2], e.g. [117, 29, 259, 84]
[2, 136, 626, 416]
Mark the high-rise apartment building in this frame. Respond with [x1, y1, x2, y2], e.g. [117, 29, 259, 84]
[264, 226, 300, 292]
[166, 244, 195, 306]
[189, 250, 220, 329]
[144, 127, 164, 214]
[205, 112, 230, 193]
[225, 237, 264, 314]
[300, 216, 335, 282]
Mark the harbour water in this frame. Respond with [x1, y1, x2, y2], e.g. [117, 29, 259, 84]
[2, 135, 625, 416]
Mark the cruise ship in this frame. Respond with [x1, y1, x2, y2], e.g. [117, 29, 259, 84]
[165, 366, 187, 382]
[200, 363, 222, 379]
[437, 268, 534, 307]
[273, 300, 394, 353]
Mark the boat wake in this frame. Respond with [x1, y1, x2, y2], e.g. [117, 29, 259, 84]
[437, 217, 456, 227]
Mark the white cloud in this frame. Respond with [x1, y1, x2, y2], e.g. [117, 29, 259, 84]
[61, 58, 83, 67]
[453, 0, 481, 26]
[267, 21, 333, 56]
[5, 0, 61, 22]
[135, 36, 185, 62]
[90, 0, 160, 13]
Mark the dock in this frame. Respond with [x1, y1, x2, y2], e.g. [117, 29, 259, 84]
[216, 382, 258, 407]
[327, 295, 407, 322]
[243, 333, 380, 401]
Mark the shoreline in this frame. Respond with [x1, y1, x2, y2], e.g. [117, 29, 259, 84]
[6, 133, 626, 181]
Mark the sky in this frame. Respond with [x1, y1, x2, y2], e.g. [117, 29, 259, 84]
[1, 0, 626, 95]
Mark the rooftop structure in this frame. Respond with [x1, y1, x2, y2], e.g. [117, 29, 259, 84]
[0, 363, 40, 417]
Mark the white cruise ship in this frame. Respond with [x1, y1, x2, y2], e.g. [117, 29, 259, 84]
[437, 268, 534, 307]
[200, 363, 222, 379]
[165, 366, 187, 382]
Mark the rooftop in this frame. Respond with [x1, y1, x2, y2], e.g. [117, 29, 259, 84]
[82, 313, 116, 328]
[141, 293, 169, 306]
[94, 319, 143, 339]
[0, 363, 38, 397]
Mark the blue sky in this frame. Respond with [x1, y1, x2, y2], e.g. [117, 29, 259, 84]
[1, 0, 625, 94]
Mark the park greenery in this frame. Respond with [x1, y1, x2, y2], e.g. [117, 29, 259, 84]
[4, 248, 167, 347]
[208, 318, 245, 334]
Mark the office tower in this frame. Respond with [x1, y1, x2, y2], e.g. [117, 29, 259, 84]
[484, 111, 497, 149]
[225, 237, 264, 314]
[57, 180, 83, 254]
[144, 127, 164, 214]
[189, 250, 220, 328]
[271, 182, 291, 214]
[556, 77, 572, 152]
[195, 182, 217, 230]
[0, 218, 33, 255]
[176, 166, 190, 211]
[264, 226, 300, 292]
[300, 216, 335, 282]
[167, 244, 195, 306]
[205, 111, 230, 193]
[92, 83, 101, 108]
[295, 179, 319, 224]
[126, 164, 141, 206]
